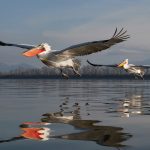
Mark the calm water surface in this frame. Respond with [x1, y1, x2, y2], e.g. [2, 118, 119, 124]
[0, 79, 150, 150]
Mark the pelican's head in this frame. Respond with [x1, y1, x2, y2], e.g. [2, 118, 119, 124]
[22, 43, 51, 57]
[117, 59, 128, 68]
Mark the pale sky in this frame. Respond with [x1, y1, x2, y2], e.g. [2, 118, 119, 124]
[0, 0, 150, 67]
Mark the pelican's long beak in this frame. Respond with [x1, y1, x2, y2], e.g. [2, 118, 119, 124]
[117, 60, 125, 67]
[22, 46, 45, 57]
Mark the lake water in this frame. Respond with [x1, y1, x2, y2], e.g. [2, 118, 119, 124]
[0, 79, 150, 150]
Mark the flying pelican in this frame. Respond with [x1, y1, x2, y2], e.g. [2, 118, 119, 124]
[0, 28, 129, 78]
[87, 59, 150, 79]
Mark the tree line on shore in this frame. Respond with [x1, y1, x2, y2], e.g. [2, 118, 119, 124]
[0, 65, 150, 78]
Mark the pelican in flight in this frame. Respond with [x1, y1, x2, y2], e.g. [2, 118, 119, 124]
[87, 59, 150, 79]
[0, 28, 129, 78]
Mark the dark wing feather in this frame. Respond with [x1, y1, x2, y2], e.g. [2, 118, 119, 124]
[52, 28, 130, 61]
[0, 41, 35, 49]
[87, 60, 117, 67]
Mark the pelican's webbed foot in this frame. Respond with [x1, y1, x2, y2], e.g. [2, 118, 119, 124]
[133, 74, 138, 79]
[134, 74, 144, 80]
[60, 69, 69, 79]
[139, 74, 144, 80]
[72, 67, 81, 77]
[62, 73, 69, 79]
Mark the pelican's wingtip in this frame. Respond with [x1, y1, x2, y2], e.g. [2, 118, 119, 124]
[112, 27, 130, 40]
[0, 41, 6, 46]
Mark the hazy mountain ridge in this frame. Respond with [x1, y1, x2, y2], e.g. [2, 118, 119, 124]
[0, 62, 37, 73]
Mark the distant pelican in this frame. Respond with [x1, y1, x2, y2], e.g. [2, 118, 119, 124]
[0, 28, 129, 78]
[87, 59, 150, 79]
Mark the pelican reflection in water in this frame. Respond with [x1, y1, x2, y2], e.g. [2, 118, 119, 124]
[0, 97, 132, 148]
[0, 112, 132, 149]
[41, 113, 132, 148]
[105, 93, 150, 117]
[0, 122, 51, 143]
[119, 95, 143, 117]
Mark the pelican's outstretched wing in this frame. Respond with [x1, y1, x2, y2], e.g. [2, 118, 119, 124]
[53, 28, 130, 61]
[87, 60, 150, 69]
[0, 41, 36, 49]
[87, 60, 117, 67]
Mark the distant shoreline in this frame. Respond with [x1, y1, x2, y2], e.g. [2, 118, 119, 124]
[1, 65, 150, 80]
[0, 75, 149, 80]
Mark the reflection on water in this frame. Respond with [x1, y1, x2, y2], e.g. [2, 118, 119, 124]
[41, 99, 132, 148]
[0, 97, 132, 149]
[118, 95, 143, 117]
[0, 98, 132, 148]
[0, 122, 51, 143]
[0, 113, 132, 149]
[0, 79, 150, 150]
[42, 113, 132, 148]
[105, 93, 150, 117]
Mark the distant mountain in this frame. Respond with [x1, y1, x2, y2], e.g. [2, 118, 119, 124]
[134, 59, 150, 66]
[0, 63, 12, 72]
[11, 63, 37, 70]
[0, 62, 37, 73]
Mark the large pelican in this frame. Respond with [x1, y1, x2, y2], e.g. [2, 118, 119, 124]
[0, 28, 129, 78]
[87, 59, 150, 79]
